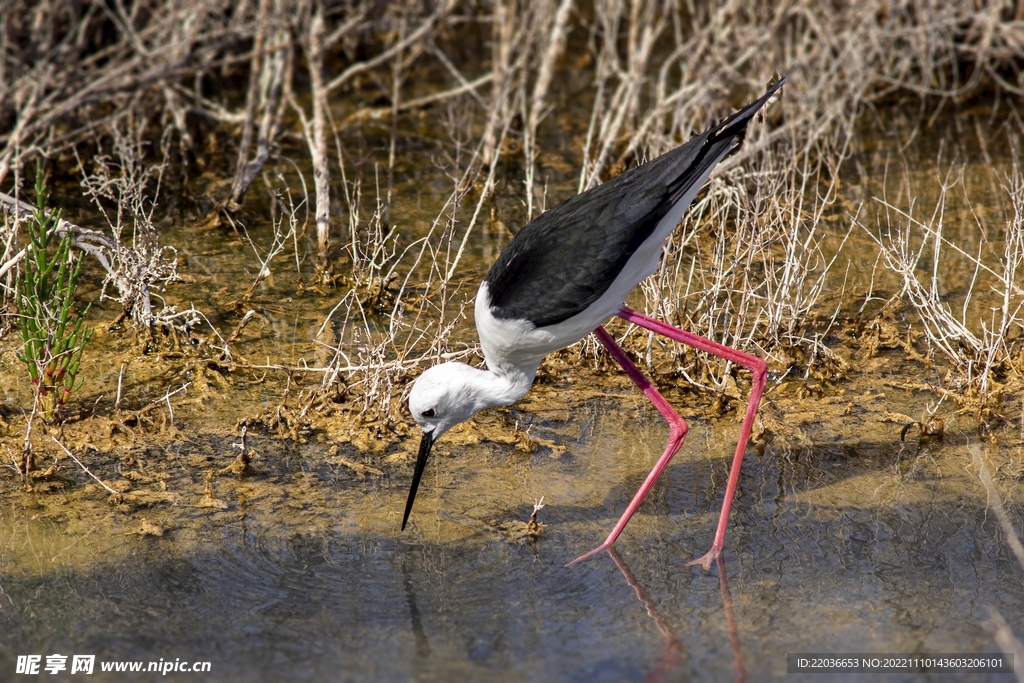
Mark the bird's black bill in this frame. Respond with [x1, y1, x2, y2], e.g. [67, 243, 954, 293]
[401, 430, 434, 530]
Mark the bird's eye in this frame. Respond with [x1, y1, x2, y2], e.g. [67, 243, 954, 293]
[421, 408, 435, 418]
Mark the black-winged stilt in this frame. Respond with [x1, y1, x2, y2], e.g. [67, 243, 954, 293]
[405, 75, 785, 569]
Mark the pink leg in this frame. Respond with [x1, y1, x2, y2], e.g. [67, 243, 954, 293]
[567, 306, 767, 571]
[566, 325, 688, 566]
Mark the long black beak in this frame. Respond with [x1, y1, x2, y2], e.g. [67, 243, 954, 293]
[402, 430, 434, 530]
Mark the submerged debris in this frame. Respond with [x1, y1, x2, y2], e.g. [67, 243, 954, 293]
[332, 451, 385, 481]
[130, 517, 166, 537]
[885, 412, 945, 442]
[237, 404, 311, 442]
[491, 497, 546, 542]
[527, 497, 546, 534]
[198, 470, 229, 509]
[219, 425, 255, 475]
[115, 490, 178, 507]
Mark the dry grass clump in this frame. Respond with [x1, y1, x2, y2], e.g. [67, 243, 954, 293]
[858, 145, 1024, 419]
[0, 0, 1023, 431]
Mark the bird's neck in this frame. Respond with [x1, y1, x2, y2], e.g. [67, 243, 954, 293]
[479, 359, 538, 410]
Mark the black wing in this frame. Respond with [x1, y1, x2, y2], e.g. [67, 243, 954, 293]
[483, 75, 785, 328]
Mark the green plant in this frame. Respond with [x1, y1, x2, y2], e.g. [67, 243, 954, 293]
[15, 170, 93, 421]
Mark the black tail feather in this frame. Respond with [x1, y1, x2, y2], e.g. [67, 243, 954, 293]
[710, 73, 788, 147]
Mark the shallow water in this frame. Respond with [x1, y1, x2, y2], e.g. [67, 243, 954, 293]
[3, 101, 1024, 682]
[2, 388, 1022, 682]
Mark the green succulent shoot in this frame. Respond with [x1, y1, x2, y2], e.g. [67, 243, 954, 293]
[15, 168, 93, 421]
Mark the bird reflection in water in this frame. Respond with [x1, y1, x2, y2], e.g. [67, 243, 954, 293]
[606, 547, 747, 683]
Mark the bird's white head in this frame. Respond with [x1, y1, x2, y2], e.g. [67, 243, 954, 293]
[402, 361, 494, 531]
[402, 360, 536, 530]
[407, 362, 484, 440]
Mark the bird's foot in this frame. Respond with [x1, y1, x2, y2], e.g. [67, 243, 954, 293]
[685, 547, 721, 572]
[565, 542, 614, 567]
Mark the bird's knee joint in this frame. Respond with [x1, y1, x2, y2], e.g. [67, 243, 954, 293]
[747, 358, 768, 383]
